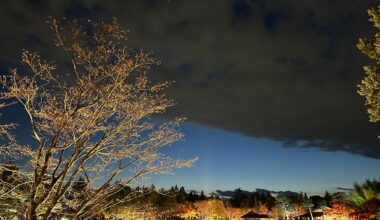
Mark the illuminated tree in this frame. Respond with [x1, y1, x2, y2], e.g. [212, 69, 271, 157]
[325, 202, 355, 220]
[225, 206, 247, 220]
[0, 162, 29, 219]
[293, 203, 306, 217]
[178, 203, 200, 219]
[195, 199, 227, 219]
[276, 195, 292, 220]
[357, 5, 380, 129]
[257, 202, 269, 215]
[302, 198, 314, 220]
[269, 206, 281, 220]
[0, 18, 195, 220]
[0, 111, 30, 219]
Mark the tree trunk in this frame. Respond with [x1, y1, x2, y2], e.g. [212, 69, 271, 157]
[308, 206, 314, 220]
[285, 209, 289, 220]
[27, 201, 37, 220]
[322, 209, 326, 220]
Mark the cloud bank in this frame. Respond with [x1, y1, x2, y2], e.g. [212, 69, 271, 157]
[0, 0, 379, 158]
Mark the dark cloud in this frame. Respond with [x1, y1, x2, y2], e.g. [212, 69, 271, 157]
[0, 0, 379, 158]
[336, 187, 353, 191]
[262, 10, 280, 31]
[232, 0, 254, 20]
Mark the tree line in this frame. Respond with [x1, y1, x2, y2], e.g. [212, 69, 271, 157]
[2, 163, 377, 219]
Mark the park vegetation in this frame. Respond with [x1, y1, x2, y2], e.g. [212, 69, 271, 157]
[1, 164, 379, 220]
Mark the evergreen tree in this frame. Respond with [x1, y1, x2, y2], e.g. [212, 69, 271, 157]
[187, 191, 197, 203]
[264, 192, 276, 210]
[200, 190, 207, 200]
[324, 191, 332, 207]
[247, 193, 256, 208]
[176, 186, 187, 203]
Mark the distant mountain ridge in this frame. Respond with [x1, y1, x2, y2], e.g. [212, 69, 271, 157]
[214, 188, 298, 198]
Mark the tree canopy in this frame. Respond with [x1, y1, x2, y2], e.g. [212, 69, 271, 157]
[358, 6, 380, 125]
[0, 18, 195, 220]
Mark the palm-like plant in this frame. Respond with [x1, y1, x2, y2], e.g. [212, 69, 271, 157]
[350, 179, 380, 207]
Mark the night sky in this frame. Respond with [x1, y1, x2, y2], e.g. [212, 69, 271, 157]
[0, 0, 379, 195]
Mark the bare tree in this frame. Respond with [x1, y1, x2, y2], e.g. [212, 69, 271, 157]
[276, 195, 292, 220]
[0, 18, 196, 220]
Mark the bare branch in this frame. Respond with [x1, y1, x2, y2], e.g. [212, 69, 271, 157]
[0, 17, 195, 219]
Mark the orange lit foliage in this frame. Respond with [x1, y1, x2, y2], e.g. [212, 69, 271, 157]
[257, 202, 269, 214]
[363, 199, 380, 214]
[269, 207, 281, 220]
[351, 211, 378, 220]
[293, 203, 306, 216]
[226, 207, 247, 219]
[351, 199, 380, 220]
[326, 202, 355, 219]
